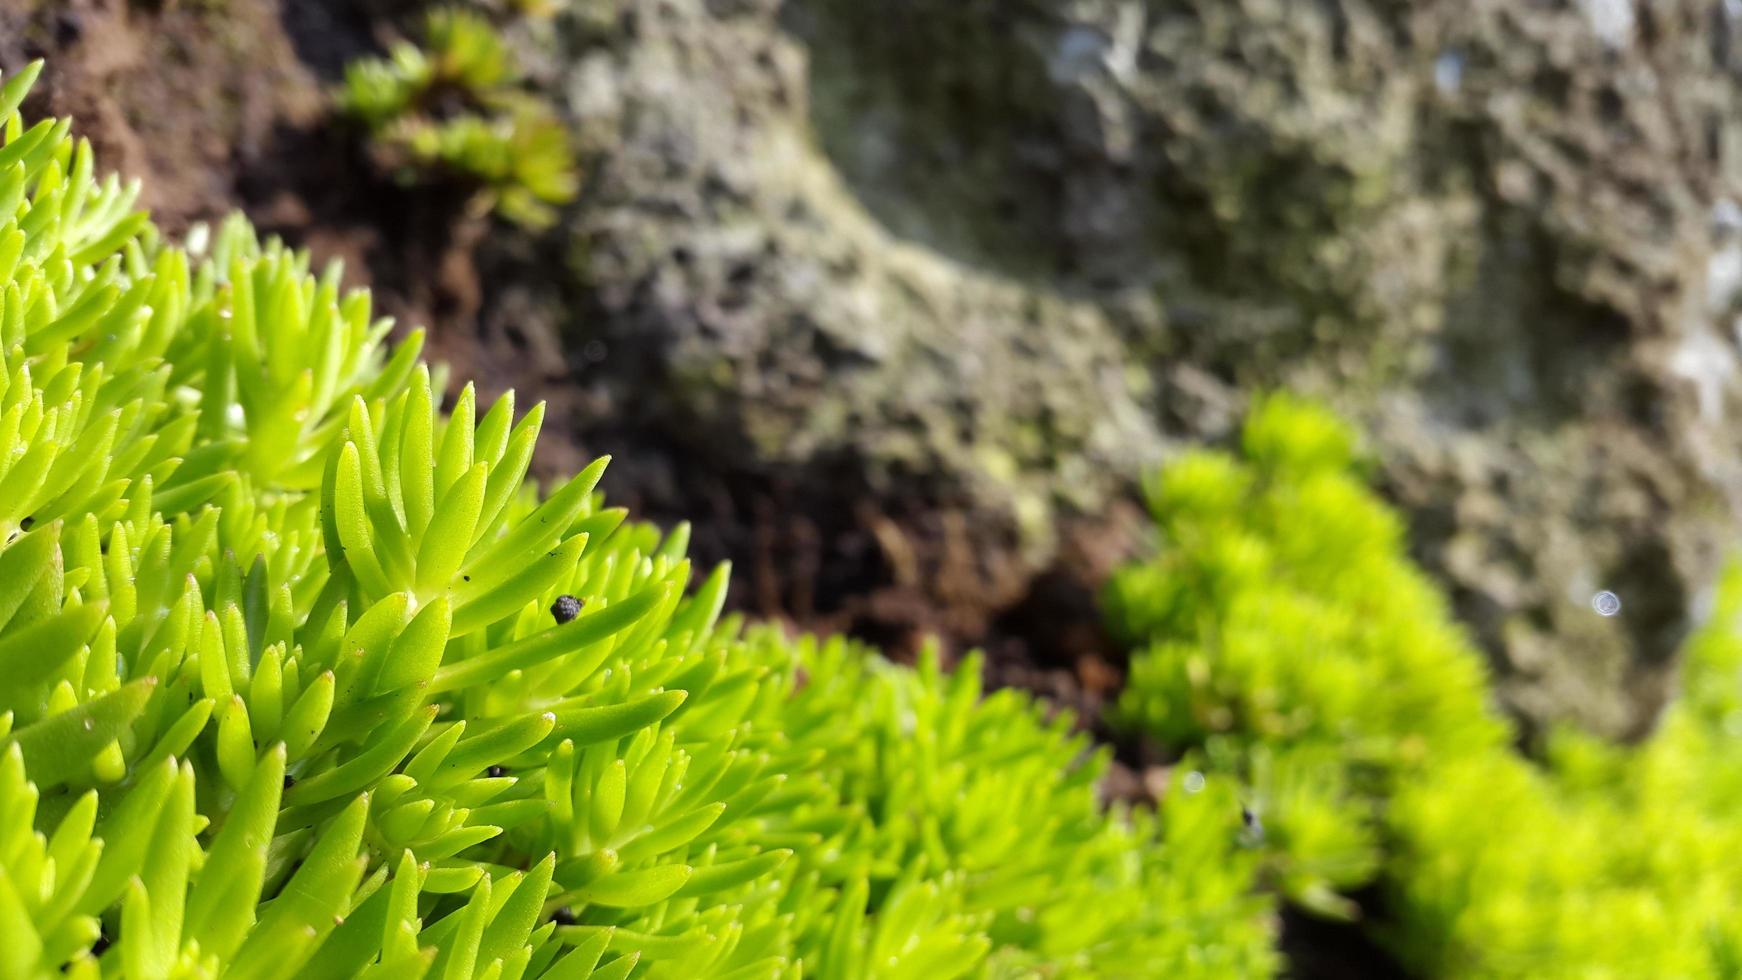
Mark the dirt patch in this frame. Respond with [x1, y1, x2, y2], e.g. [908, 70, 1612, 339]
[2, 0, 323, 234]
[539, 403, 1145, 737]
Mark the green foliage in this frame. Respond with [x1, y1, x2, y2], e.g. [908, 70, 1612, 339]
[1380, 580, 1742, 977]
[1106, 393, 1507, 917]
[0, 61, 1278, 978]
[732, 639, 1278, 978]
[339, 7, 577, 228]
[1111, 393, 1742, 976]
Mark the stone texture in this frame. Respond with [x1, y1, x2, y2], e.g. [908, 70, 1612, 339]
[561, 0, 1165, 554]
[543, 0, 1742, 737]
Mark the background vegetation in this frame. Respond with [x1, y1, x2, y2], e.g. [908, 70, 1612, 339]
[2, 0, 1739, 975]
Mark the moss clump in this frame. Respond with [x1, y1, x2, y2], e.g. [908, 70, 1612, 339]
[1111, 393, 1742, 975]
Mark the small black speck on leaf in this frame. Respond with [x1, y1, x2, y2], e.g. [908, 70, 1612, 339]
[551, 595, 583, 624]
[19, 516, 32, 531]
[1240, 806, 1263, 844]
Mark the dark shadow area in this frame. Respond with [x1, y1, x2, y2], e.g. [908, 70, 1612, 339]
[1279, 893, 1412, 980]
[278, 0, 383, 81]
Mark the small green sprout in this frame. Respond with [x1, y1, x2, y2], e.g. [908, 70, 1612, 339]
[338, 8, 578, 228]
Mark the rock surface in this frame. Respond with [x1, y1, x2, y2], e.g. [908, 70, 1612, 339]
[548, 0, 1742, 738]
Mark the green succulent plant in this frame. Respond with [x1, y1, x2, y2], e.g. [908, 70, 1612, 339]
[0, 60, 1278, 978]
[338, 8, 577, 228]
[1110, 393, 1742, 976]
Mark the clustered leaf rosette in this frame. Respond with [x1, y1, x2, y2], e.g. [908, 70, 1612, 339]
[0, 61, 1276, 979]
[339, 8, 578, 228]
[1111, 393, 1742, 976]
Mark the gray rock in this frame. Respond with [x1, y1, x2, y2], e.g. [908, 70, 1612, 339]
[540, 0, 1742, 737]
[557, 0, 1168, 573]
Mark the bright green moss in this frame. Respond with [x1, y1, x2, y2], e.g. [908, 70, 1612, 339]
[1107, 394, 1507, 754]
[1112, 393, 1742, 976]
[0, 61, 1278, 978]
[734, 638, 1278, 978]
[1383, 575, 1742, 976]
